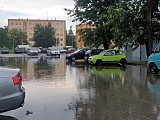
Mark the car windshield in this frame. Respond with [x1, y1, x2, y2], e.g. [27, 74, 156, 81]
[74, 49, 82, 53]
[99, 50, 106, 55]
[51, 49, 58, 51]
[2, 47, 8, 50]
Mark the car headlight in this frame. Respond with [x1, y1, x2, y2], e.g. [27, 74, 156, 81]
[89, 57, 93, 60]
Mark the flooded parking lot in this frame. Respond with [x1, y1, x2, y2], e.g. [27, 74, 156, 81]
[0, 54, 160, 120]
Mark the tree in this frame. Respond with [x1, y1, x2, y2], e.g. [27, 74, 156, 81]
[0, 27, 9, 48]
[33, 23, 56, 48]
[8, 29, 28, 49]
[66, 29, 76, 47]
[65, 0, 117, 49]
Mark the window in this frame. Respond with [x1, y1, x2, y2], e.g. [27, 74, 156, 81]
[60, 38, 63, 41]
[60, 33, 63, 36]
[11, 22, 14, 25]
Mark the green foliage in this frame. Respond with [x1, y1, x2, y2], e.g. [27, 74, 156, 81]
[8, 29, 28, 49]
[0, 27, 8, 48]
[33, 23, 56, 48]
[65, 0, 117, 49]
[66, 29, 76, 47]
[65, 0, 160, 57]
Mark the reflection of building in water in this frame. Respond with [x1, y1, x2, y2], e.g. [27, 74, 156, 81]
[24, 57, 66, 83]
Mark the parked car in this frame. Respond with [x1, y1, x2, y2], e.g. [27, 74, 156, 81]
[47, 47, 60, 57]
[27, 48, 38, 56]
[67, 48, 76, 54]
[88, 49, 127, 65]
[14, 47, 23, 54]
[59, 49, 67, 53]
[0, 67, 25, 113]
[85, 49, 104, 62]
[1, 47, 9, 54]
[148, 43, 160, 74]
[66, 49, 87, 61]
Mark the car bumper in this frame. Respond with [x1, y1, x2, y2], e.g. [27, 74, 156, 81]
[0, 87, 25, 113]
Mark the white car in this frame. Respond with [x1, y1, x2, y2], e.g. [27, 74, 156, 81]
[47, 47, 60, 57]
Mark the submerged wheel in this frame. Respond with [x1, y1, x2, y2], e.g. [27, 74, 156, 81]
[120, 58, 127, 65]
[72, 57, 75, 61]
[96, 60, 103, 65]
[149, 63, 159, 74]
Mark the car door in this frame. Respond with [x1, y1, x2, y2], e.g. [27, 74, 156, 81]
[76, 50, 85, 59]
[102, 50, 121, 63]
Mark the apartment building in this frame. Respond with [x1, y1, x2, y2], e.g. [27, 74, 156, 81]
[8, 19, 66, 48]
[76, 24, 96, 48]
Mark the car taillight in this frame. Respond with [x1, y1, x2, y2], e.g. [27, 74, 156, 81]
[12, 75, 22, 85]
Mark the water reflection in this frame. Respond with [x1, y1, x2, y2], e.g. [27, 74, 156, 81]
[147, 74, 160, 99]
[66, 65, 160, 120]
[1, 57, 160, 120]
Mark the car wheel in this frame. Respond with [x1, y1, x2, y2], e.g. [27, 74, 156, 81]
[96, 60, 103, 65]
[120, 58, 127, 65]
[149, 63, 159, 74]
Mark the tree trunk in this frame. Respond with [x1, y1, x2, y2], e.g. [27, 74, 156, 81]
[146, 0, 153, 58]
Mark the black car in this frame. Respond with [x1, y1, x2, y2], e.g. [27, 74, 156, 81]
[85, 49, 104, 62]
[1, 47, 9, 54]
[66, 49, 87, 61]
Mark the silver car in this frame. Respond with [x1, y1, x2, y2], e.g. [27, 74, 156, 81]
[0, 67, 25, 113]
[47, 47, 60, 57]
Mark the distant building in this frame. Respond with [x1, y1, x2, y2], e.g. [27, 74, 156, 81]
[8, 19, 66, 48]
[76, 24, 97, 48]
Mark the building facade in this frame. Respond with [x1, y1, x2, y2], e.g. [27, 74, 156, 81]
[8, 19, 66, 48]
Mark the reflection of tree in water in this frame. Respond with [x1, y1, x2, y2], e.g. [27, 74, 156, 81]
[34, 57, 55, 78]
[0, 57, 26, 69]
[66, 66, 159, 120]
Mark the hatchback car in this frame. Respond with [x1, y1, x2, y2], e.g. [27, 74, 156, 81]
[88, 49, 127, 65]
[0, 67, 25, 113]
[148, 43, 160, 74]
[66, 49, 87, 61]
[85, 49, 104, 62]
[27, 48, 38, 56]
[47, 47, 60, 57]
[1, 47, 9, 54]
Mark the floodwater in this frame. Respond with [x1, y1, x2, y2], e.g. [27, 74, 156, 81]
[0, 54, 160, 120]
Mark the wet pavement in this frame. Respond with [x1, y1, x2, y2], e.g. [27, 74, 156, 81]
[0, 54, 160, 120]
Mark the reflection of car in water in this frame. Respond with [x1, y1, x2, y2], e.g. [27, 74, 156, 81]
[147, 74, 160, 99]
[90, 66, 126, 80]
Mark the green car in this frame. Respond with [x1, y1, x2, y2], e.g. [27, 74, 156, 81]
[88, 49, 127, 65]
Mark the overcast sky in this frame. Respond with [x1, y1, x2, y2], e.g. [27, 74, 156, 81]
[0, 0, 77, 30]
